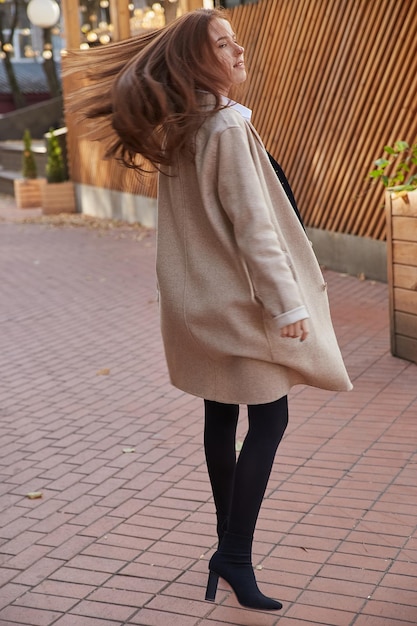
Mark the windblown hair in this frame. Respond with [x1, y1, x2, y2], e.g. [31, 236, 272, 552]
[64, 8, 239, 171]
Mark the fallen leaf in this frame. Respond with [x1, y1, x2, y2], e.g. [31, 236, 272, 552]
[26, 492, 43, 499]
[96, 368, 110, 376]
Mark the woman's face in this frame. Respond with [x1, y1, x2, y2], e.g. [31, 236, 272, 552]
[208, 18, 246, 96]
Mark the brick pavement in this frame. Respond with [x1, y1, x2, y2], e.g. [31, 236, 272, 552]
[0, 199, 417, 626]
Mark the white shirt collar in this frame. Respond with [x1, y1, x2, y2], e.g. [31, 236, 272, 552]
[221, 96, 252, 122]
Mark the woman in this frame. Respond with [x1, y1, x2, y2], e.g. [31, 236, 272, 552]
[67, 8, 352, 612]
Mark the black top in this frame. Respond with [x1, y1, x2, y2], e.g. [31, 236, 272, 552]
[267, 151, 305, 231]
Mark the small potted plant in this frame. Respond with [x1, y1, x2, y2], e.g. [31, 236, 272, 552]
[369, 140, 417, 194]
[14, 129, 45, 208]
[41, 128, 76, 214]
[369, 140, 417, 364]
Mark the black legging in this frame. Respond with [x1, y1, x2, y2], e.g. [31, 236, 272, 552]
[204, 396, 288, 538]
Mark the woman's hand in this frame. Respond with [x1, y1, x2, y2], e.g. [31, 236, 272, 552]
[280, 318, 309, 342]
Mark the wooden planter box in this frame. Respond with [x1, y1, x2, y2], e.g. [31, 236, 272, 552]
[42, 180, 76, 214]
[385, 188, 417, 364]
[14, 178, 46, 209]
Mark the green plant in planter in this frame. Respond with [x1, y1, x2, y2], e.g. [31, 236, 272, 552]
[369, 140, 417, 193]
[22, 129, 37, 179]
[46, 128, 67, 183]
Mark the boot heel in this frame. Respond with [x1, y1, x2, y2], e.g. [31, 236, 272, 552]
[205, 570, 219, 602]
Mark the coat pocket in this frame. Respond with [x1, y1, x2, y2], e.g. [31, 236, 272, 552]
[262, 315, 306, 365]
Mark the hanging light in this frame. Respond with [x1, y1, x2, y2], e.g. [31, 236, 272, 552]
[27, 0, 60, 29]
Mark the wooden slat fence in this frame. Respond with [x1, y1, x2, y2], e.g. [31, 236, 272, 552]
[65, 0, 417, 240]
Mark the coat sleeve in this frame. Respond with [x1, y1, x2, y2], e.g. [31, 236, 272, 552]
[195, 122, 309, 328]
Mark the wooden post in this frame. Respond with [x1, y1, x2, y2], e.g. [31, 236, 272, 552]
[60, 0, 81, 50]
[385, 189, 417, 364]
[109, 0, 131, 42]
[187, 0, 205, 8]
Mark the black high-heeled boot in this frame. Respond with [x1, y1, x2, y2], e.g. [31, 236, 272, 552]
[205, 531, 282, 611]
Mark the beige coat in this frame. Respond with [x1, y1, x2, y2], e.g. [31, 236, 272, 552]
[156, 100, 352, 404]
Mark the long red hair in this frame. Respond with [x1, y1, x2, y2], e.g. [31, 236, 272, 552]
[65, 8, 241, 171]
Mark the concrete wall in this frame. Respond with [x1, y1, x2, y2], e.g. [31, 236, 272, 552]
[307, 227, 387, 283]
[75, 184, 157, 228]
[0, 97, 63, 140]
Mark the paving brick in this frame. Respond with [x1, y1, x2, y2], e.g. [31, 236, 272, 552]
[52, 616, 122, 626]
[0, 583, 30, 610]
[49, 482, 95, 503]
[150, 540, 208, 560]
[58, 494, 100, 515]
[81, 541, 141, 562]
[30, 512, 75, 534]
[38, 462, 78, 481]
[47, 534, 97, 560]
[95, 531, 152, 553]
[69, 598, 137, 621]
[285, 603, 358, 625]
[1, 211, 417, 626]
[130, 608, 200, 625]
[31, 579, 96, 599]
[1, 460, 34, 478]
[65, 553, 126, 574]
[360, 598, 417, 622]
[94, 487, 137, 509]
[144, 594, 213, 618]
[317, 563, 386, 586]
[307, 575, 375, 599]
[12, 557, 65, 586]
[327, 550, 394, 572]
[0, 566, 21, 587]
[265, 555, 322, 577]
[88, 586, 152, 607]
[3, 544, 52, 570]
[49, 566, 112, 586]
[207, 605, 278, 625]
[0, 605, 62, 626]
[1, 531, 45, 556]
[13, 591, 78, 613]
[22, 496, 68, 521]
[66, 506, 112, 529]
[297, 588, 365, 613]
[378, 572, 417, 592]
[353, 617, 415, 626]
[77, 514, 123, 538]
[121, 559, 186, 582]
[103, 573, 166, 595]
[36, 523, 85, 548]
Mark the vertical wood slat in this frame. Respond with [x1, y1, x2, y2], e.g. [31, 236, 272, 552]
[385, 191, 396, 355]
[60, 0, 81, 50]
[64, 0, 417, 240]
[109, 0, 131, 42]
[231, 0, 417, 241]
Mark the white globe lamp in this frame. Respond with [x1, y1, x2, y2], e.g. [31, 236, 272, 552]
[27, 0, 60, 29]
